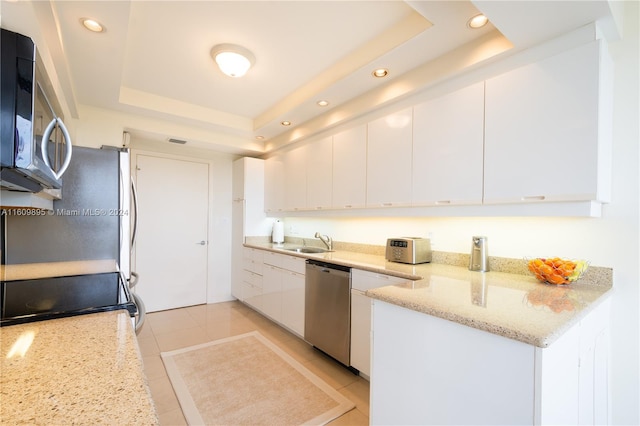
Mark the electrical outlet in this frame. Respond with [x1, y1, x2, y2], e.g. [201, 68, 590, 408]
[289, 225, 299, 235]
[427, 232, 434, 246]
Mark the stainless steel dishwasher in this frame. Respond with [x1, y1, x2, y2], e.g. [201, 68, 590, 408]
[305, 259, 352, 366]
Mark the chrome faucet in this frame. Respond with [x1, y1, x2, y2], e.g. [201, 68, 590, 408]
[314, 232, 332, 251]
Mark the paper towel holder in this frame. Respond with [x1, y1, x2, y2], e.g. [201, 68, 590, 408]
[272, 220, 284, 244]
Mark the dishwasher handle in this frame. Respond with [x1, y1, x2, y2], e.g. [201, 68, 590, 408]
[306, 259, 351, 274]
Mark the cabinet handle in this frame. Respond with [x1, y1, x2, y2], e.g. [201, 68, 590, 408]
[435, 200, 451, 205]
[521, 195, 546, 201]
[316, 206, 323, 210]
[344, 205, 352, 208]
[382, 203, 393, 207]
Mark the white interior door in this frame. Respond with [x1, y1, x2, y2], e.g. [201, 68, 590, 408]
[134, 154, 209, 312]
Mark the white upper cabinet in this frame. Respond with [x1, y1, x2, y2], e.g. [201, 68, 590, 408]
[484, 40, 612, 205]
[264, 154, 284, 214]
[332, 125, 367, 209]
[366, 108, 413, 207]
[412, 82, 485, 206]
[283, 146, 308, 211]
[306, 136, 333, 210]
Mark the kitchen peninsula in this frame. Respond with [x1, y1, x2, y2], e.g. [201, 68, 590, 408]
[244, 240, 613, 425]
[244, 241, 612, 347]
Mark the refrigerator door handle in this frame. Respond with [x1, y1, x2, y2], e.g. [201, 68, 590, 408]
[132, 291, 146, 334]
[129, 271, 139, 288]
[131, 179, 139, 250]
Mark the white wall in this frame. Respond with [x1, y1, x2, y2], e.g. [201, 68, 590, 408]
[279, 4, 639, 424]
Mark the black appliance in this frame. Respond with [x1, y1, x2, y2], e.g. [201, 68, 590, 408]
[1, 28, 72, 196]
[0, 272, 136, 326]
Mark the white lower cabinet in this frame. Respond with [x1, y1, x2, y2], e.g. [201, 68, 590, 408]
[241, 248, 264, 311]
[262, 264, 282, 323]
[281, 269, 305, 337]
[350, 269, 410, 377]
[350, 290, 372, 376]
[260, 251, 306, 338]
[370, 298, 611, 425]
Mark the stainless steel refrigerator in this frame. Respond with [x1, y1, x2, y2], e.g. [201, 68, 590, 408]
[1, 146, 144, 330]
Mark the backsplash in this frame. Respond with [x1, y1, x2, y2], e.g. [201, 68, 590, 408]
[244, 236, 612, 288]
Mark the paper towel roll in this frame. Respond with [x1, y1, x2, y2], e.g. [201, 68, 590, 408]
[272, 220, 284, 244]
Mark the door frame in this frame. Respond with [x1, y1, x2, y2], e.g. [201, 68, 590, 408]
[130, 147, 235, 305]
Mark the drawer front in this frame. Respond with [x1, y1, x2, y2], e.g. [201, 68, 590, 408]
[262, 251, 284, 268]
[243, 247, 264, 263]
[351, 268, 409, 291]
[280, 255, 306, 274]
[243, 258, 263, 275]
[242, 270, 263, 288]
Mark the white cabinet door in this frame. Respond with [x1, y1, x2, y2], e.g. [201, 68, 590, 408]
[281, 270, 305, 337]
[283, 146, 308, 211]
[264, 154, 284, 214]
[350, 290, 372, 376]
[262, 264, 282, 322]
[332, 125, 367, 209]
[306, 136, 333, 210]
[351, 269, 409, 377]
[412, 82, 484, 206]
[232, 158, 267, 301]
[366, 108, 413, 207]
[484, 40, 611, 204]
[371, 300, 535, 425]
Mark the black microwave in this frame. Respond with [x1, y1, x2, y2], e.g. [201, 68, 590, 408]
[0, 28, 72, 196]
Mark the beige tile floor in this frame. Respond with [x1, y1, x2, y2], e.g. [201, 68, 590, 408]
[137, 301, 370, 425]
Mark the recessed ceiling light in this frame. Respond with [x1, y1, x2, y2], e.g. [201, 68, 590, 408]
[317, 100, 330, 107]
[281, 121, 291, 126]
[372, 68, 389, 78]
[255, 135, 265, 140]
[210, 44, 255, 78]
[81, 18, 105, 33]
[467, 14, 489, 29]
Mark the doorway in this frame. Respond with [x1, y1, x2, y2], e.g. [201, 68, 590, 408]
[133, 154, 210, 312]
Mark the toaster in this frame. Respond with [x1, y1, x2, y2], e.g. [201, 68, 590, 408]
[385, 237, 432, 264]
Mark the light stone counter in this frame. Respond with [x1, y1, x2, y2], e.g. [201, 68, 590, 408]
[1, 259, 118, 281]
[244, 241, 613, 348]
[0, 310, 158, 424]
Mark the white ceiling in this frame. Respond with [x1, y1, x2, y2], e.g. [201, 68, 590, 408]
[1, 1, 618, 155]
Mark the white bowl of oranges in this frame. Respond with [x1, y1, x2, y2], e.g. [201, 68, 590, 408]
[526, 257, 589, 285]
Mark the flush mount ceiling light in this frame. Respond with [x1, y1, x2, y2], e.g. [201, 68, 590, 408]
[316, 100, 330, 107]
[210, 44, 255, 78]
[81, 18, 105, 33]
[372, 68, 389, 78]
[467, 14, 489, 29]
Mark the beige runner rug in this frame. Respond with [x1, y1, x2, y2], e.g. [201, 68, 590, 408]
[161, 331, 355, 425]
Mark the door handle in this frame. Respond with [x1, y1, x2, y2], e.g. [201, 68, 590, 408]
[197, 241, 206, 245]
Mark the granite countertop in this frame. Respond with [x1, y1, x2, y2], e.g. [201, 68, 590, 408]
[0, 310, 158, 424]
[1, 259, 119, 281]
[244, 241, 613, 348]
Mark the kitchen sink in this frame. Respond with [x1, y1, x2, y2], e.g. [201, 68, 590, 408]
[283, 247, 332, 254]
